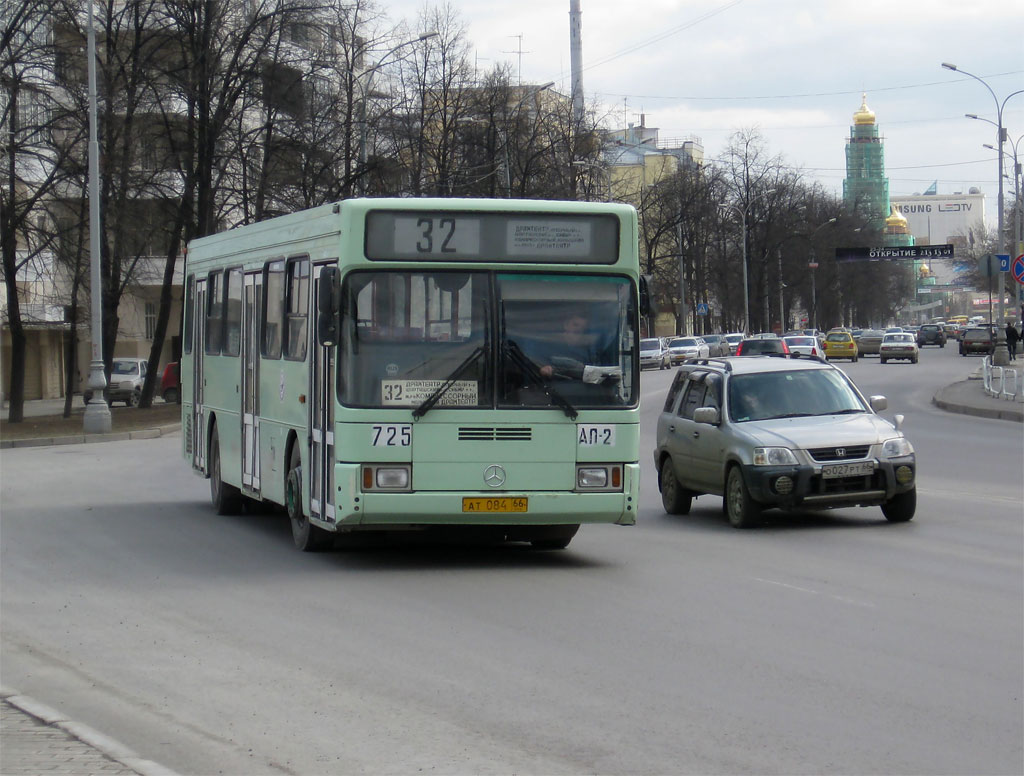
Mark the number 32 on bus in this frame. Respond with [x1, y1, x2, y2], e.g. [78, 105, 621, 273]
[181, 198, 648, 551]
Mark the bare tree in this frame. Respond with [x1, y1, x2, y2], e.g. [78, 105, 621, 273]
[1, 0, 86, 422]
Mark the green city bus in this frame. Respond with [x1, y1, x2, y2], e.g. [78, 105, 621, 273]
[181, 198, 644, 550]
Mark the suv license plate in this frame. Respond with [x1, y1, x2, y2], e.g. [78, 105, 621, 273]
[462, 497, 528, 513]
[822, 461, 875, 479]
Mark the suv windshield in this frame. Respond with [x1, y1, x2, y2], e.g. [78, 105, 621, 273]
[728, 368, 865, 422]
[640, 339, 661, 351]
[339, 271, 637, 411]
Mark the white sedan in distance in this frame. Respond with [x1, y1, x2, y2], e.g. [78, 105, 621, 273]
[879, 332, 919, 364]
[667, 336, 711, 365]
[782, 335, 826, 360]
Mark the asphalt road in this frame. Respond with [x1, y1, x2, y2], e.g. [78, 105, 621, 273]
[2, 345, 1021, 775]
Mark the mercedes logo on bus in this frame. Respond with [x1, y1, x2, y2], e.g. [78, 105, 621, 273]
[483, 465, 506, 488]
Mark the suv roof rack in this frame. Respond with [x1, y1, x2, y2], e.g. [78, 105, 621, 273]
[683, 357, 733, 372]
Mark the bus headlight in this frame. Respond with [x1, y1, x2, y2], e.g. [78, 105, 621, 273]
[576, 465, 623, 491]
[362, 465, 411, 491]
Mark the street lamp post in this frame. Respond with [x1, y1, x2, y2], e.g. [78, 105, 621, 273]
[942, 62, 1024, 364]
[358, 32, 438, 195]
[572, 160, 612, 201]
[83, 0, 110, 433]
[805, 217, 837, 332]
[720, 190, 775, 335]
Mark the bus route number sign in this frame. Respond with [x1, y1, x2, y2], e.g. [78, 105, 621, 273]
[394, 216, 481, 256]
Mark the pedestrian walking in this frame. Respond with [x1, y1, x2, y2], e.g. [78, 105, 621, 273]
[1005, 322, 1019, 360]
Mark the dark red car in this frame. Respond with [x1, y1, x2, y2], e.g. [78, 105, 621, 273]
[161, 362, 180, 403]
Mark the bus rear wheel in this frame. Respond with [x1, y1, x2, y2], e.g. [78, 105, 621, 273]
[286, 445, 331, 551]
[210, 425, 242, 515]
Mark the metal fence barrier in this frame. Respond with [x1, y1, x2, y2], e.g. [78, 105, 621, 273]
[982, 357, 1023, 402]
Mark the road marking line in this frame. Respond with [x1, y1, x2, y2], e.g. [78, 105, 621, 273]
[752, 577, 876, 608]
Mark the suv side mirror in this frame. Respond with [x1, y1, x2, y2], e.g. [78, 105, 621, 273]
[869, 395, 887, 412]
[693, 406, 720, 425]
[316, 267, 340, 346]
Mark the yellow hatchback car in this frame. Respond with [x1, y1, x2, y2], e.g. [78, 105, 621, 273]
[824, 330, 858, 362]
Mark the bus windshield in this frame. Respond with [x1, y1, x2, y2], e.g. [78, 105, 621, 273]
[339, 270, 636, 410]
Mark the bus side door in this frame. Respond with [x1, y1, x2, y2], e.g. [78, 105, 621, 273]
[309, 263, 336, 525]
[192, 277, 207, 473]
[241, 271, 262, 493]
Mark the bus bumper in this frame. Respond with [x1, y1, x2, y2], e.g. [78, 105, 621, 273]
[331, 463, 639, 527]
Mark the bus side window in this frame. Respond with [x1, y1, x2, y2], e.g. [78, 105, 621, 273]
[262, 259, 284, 359]
[205, 270, 223, 355]
[284, 256, 309, 360]
[223, 267, 242, 357]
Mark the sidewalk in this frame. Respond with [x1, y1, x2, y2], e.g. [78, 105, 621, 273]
[931, 368, 1024, 423]
[1, 688, 178, 776]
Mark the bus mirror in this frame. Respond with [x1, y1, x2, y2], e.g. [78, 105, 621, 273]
[317, 267, 340, 346]
[639, 274, 657, 317]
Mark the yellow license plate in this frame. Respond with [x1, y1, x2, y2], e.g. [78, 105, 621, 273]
[462, 497, 528, 513]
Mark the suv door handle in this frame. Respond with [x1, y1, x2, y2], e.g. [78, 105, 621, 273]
[692, 431, 700, 439]
[668, 425, 675, 432]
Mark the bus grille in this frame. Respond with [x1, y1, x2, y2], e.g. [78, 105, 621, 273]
[808, 444, 870, 462]
[458, 427, 532, 441]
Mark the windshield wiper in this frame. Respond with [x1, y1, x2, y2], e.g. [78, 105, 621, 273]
[765, 412, 815, 419]
[827, 408, 864, 415]
[504, 339, 578, 420]
[412, 346, 485, 420]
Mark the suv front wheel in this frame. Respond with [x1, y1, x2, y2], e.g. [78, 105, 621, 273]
[725, 466, 761, 528]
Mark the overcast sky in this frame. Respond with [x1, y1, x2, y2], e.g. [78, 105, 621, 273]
[383, 0, 1023, 207]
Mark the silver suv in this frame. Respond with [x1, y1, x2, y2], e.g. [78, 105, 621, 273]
[83, 357, 148, 407]
[653, 356, 916, 527]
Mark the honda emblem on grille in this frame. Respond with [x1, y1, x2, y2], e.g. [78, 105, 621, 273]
[484, 465, 506, 488]
[835, 448, 846, 458]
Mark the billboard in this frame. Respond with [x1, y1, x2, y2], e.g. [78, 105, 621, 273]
[890, 192, 986, 247]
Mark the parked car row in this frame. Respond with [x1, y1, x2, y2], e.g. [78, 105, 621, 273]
[81, 358, 180, 407]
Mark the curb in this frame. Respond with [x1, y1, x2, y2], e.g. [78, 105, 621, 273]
[1, 687, 180, 776]
[0, 424, 181, 450]
[932, 384, 1024, 423]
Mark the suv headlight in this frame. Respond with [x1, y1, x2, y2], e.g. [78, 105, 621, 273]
[882, 437, 914, 458]
[753, 447, 798, 466]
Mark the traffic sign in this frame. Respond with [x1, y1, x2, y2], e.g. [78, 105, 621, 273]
[696, 303, 709, 316]
[1012, 253, 1024, 286]
[997, 253, 1011, 272]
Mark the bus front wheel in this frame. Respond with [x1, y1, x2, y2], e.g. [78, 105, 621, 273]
[209, 425, 242, 515]
[286, 445, 331, 551]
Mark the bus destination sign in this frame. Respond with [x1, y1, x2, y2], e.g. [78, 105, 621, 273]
[835, 244, 955, 262]
[365, 210, 619, 264]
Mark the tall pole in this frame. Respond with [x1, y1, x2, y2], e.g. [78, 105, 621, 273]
[777, 247, 784, 333]
[83, 0, 110, 433]
[741, 213, 749, 334]
[358, 32, 439, 195]
[942, 63, 1024, 364]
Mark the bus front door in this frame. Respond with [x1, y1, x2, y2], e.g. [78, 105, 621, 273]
[192, 277, 207, 473]
[241, 271, 262, 493]
[309, 264, 335, 525]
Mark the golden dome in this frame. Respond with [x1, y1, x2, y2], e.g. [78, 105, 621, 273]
[886, 207, 909, 231]
[854, 93, 876, 125]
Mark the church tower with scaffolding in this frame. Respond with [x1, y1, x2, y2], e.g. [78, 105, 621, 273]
[843, 94, 890, 230]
